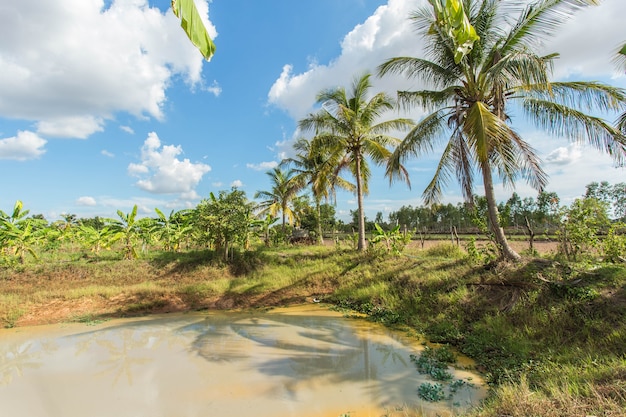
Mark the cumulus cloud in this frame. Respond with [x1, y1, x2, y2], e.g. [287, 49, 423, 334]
[268, 0, 624, 126]
[0, 0, 217, 139]
[128, 132, 211, 198]
[267, 0, 420, 121]
[120, 126, 135, 134]
[231, 180, 243, 188]
[101, 150, 115, 158]
[541, 0, 626, 78]
[36, 116, 105, 139]
[545, 145, 583, 166]
[246, 161, 278, 171]
[0, 131, 47, 160]
[76, 196, 97, 206]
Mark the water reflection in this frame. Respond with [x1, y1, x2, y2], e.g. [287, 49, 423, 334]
[0, 305, 486, 417]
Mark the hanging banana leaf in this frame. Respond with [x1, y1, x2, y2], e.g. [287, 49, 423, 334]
[171, 0, 216, 61]
[429, 0, 479, 64]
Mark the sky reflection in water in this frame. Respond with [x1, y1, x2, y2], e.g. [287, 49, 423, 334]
[0, 305, 486, 417]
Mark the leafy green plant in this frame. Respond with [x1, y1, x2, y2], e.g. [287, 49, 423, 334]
[370, 223, 411, 255]
[465, 236, 497, 264]
[410, 346, 455, 381]
[558, 197, 611, 261]
[603, 223, 626, 263]
[417, 382, 446, 402]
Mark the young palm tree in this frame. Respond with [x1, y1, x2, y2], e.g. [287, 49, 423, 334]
[281, 137, 355, 244]
[299, 73, 414, 251]
[379, 0, 626, 261]
[254, 167, 303, 236]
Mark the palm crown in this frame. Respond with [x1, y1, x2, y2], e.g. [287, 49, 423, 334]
[378, 0, 626, 260]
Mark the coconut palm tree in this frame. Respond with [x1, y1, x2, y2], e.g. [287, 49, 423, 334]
[280, 137, 355, 244]
[254, 167, 303, 237]
[379, 0, 626, 261]
[299, 73, 414, 251]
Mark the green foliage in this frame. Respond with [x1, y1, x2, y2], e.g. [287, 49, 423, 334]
[429, 0, 479, 63]
[410, 346, 455, 381]
[425, 243, 464, 258]
[417, 382, 446, 402]
[558, 197, 611, 260]
[171, 0, 215, 61]
[195, 189, 255, 260]
[603, 222, 626, 263]
[78, 224, 115, 255]
[0, 200, 44, 264]
[153, 208, 193, 252]
[465, 236, 497, 265]
[370, 223, 411, 255]
[110, 205, 141, 260]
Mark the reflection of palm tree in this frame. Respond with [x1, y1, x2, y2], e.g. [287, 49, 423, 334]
[95, 329, 154, 386]
[0, 342, 42, 386]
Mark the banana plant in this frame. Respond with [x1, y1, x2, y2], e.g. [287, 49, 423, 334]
[111, 205, 141, 260]
[154, 208, 193, 251]
[0, 200, 37, 263]
[78, 224, 116, 255]
[370, 223, 410, 255]
[1, 221, 39, 264]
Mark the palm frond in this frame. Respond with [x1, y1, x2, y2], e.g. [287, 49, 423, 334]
[521, 81, 626, 112]
[523, 97, 626, 164]
[463, 101, 512, 163]
[378, 57, 459, 88]
[422, 138, 461, 205]
[386, 109, 451, 185]
[501, 0, 599, 54]
[397, 87, 458, 113]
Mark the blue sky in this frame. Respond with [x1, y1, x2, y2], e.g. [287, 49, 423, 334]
[1, 0, 625, 223]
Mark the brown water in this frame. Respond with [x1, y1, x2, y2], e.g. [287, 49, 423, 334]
[0, 305, 486, 417]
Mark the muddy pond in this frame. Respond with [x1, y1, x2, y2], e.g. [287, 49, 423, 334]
[0, 305, 486, 417]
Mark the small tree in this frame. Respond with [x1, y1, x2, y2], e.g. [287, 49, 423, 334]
[558, 198, 610, 261]
[195, 189, 255, 260]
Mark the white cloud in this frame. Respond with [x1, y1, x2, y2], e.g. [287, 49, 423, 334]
[0, 0, 217, 139]
[37, 116, 105, 139]
[0, 130, 47, 160]
[231, 180, 243, 188]
[545, 145, 583, 166]
[101, 150, 115, 158]
[120, 125, 135, 134]
[76, 196, 97, 206]
[541, 0, 626, 79]
[206, 80, 222, 97]
[267, 0, 421, 121]
[128, 132, 211, 198]
[246, 161, 278, 171]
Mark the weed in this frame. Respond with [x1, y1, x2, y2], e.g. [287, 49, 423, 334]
[417, 382, 446, 402]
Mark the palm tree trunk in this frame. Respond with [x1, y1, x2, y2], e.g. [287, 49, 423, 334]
[355, 153, 367, 251]
[282, 211, 286, 236]
[481, 160, 521, 262]
[316, 200, 324, 245]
